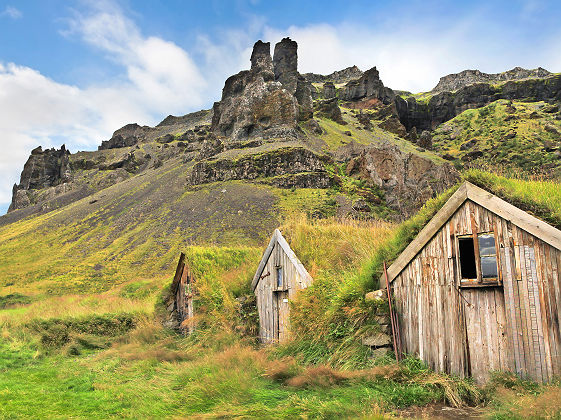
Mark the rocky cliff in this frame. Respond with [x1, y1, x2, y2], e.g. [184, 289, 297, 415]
[432, 67, 551, 93]
[9, 145, 71, 212]
[303, 65, 363, 84]
[16, 37, 557, 223]
[402, 73, 561, 131]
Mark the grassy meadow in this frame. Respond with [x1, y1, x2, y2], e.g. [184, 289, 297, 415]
[3, 171, 561, 418]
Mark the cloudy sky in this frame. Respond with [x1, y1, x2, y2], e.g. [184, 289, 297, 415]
[0, 0, 560, 214]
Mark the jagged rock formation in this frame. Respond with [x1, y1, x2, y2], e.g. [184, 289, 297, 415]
[346, 142, 459, 217]
[14, 38, 552, 224]
[304, 66, 363, 84]
[189, 147, 333, 188]
[432, 67, 551, 93]
[211, 38, 314, 140]
[322, 82, 336, 99]
[340, 67, 395, 104]
[9, 145, 71, 212]
[402, 73, 561, 131]
[99, 124, 150, 150]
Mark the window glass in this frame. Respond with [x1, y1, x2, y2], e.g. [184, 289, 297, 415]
[481, 256, 498, 278]
[478, 234, 496, 256]
[276, 267, 283, 288]
[478, 233, 498, 279]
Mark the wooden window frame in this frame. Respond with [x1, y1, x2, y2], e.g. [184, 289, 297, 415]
[274, 265, 286, 291]
[457, 231, 502, 288]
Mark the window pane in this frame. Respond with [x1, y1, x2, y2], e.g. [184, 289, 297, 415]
[478, 234, 496, 256]
[481, 256, 498, 278]
[277, 267, 283, 288]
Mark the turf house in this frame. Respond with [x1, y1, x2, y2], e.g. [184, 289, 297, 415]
[383, 181, 561, 383]
[252, 229, 313, 344]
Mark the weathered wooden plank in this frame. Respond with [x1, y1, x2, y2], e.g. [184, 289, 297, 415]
[535, 241, 553, 381]
[503, 245, 523, 375]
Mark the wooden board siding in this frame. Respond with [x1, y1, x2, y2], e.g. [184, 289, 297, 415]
[392, 199, 561, 383]
[255, 241, 312, 343]
[171, 254, 195, 335]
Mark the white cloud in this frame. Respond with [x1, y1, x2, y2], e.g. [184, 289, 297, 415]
[261, 15, 560, 92]
[1, 6, 22, 19]
[0, 3, 211, 212]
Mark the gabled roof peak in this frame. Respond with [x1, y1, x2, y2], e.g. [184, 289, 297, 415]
[252, 229, 312, 291]
[383, 181, 561, 286]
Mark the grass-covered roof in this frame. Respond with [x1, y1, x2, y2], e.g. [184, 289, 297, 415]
[368, 169, 561, 288]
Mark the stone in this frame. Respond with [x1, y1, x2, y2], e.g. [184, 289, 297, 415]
[304, 119, 323, 135]
[303, 66, 363, 84]
[99, 123, 149, 150]
[9, 145, 72, 212]
[543, 140, 557, 152]
[460, 138, 478, 150]
[365, 289, 385, 302]
[323, 82, 336, 99]
[211, 40, 300, 140]
[406, 126, 418, 143]
[369, 347, 391, 359]
[418, 130, 433, 149]
[340, 66, 395, 104]
[462, 150, 484, 161]
[273, 37, 298, 94]
[314, 98, 346, 125]
[545, 124, 560, 135]
[189, 147, 331, 186]
[362, 333, 392, 348]
[352, 199, 370, 212]
[346, 142, 459, 218]
[431, 66, 551, 93]
[250, 40, 274, 76]
[156, 134, 175, 144]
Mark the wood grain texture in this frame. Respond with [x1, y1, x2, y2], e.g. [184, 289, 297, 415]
[391, 198, 561, 383]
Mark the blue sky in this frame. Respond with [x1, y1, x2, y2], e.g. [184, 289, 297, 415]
[0, 0, 560, 214]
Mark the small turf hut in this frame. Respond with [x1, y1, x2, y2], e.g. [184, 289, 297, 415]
[169, 252, 196, 334]
[383, 181, 561, 383]
[252, 229, 313, 344]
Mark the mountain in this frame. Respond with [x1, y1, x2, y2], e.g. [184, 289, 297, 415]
[2, 37, 561, 418]
[3, 38, 460, 231]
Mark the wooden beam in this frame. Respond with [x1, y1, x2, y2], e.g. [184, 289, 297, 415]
[465, 183, 561, 252]
[383, 181, 561, 285]
[381, 183, 468, 287]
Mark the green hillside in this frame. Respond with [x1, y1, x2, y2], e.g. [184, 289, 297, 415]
[433, 100, 561, 176]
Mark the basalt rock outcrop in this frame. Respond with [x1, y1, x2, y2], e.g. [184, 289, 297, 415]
[211, 38, 313, 141]
[346, 142, 459, 217]
[189, 147, 332, 188]
[9, 145, 71, 212]
[340, 67, 396, 104]
[432, 67, 551, 93]
[304, 66, 363, 84]
[402, 73, 561, 131]
[99, 124, 150, 150]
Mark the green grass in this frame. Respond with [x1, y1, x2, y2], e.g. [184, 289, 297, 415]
[0, 334, 480, 419]
[366, 169, 561, 288]
[433, 99, 561, 176]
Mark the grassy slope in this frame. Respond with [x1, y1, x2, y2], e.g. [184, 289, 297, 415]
[2, 99, 561, 417]
[4, 212, 468, 419]
[433, 99, 561, 176]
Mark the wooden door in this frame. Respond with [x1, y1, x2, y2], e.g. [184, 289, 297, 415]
[462, 288, 509, 383]
[273, 291, 290, 342]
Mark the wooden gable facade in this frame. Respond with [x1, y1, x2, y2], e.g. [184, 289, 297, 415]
[252, 229, 313, 344]
[170, 253, 196, 334]
[384, 182, 561, 383]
